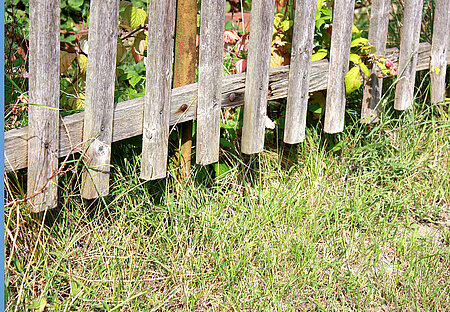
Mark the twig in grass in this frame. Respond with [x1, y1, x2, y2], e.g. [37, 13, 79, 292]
[4, 139, 88, 208]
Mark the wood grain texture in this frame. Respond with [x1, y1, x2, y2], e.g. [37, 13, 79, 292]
[27, 0, 60, 212]
[324, 0, 356, 133]
[241, 0, 276, 154]
[361, 0, 391, 123]
[430, 0, 449, 104]
[196, 0, 226, 165]
[140, 0, 176, 180]
[81, 0, 120, 198]
[394, 0, 424, 110]
[6, 43, 445, 173]
[283, 0, 317, 144]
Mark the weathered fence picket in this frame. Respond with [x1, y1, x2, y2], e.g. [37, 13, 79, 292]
[361, 0, 391, 123]
[241, 0, 276, 154]
[5, 43, 446, 175]
[81, 0, 120, 199]
[394, 0, 424, 110]
[5, 0, 450, 211]
[27, 0, 60, 212]
[140, 0, 176, 180]
[430, 0, 449, 104]
[324, 0, 356, 133]
[283, 0, 317, 144]
[196, 0, 226, 165]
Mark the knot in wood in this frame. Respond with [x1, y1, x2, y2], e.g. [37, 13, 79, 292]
[228, 93, 236, 102]
[145, 128, 153, 140]
[179, 104, 188, 112]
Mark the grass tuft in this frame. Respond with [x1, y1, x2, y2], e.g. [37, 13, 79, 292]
[5, 95, 450, 311]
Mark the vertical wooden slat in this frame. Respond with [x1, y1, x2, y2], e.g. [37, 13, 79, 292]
[81, 0, 119, 198]
[174, 0, 198, 179]
[140, 0, 176, 180]
[361, 0, 391, 123]
[27, 0, 60, 212]
[196, 0, 226, 165]
[430, 0, 449, 104]
[393, 0, 424, 110]
[283, 0, 317, 144]
[324, 0, 356, 134]
[241, 0, 276, 154]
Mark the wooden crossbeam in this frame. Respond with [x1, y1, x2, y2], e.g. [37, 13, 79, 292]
[4, 43, 448, 173]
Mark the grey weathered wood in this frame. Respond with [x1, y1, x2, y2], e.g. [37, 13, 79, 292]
[394, 0, 424, 110]
[241, 0, 276, 154]
[283, 0, 317, 144]
[5, 43, 445, 173]
[27, 0, 60, 212]
[430, 0, 449, 104]
[81, 0, 120, 198]
[196, 0, 226, 165]
[361, 0, 391, 123]
[324, 0, 356, 133]
[140, 0, 176, 180]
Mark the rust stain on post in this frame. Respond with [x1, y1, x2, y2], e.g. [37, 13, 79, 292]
[173, 0, 198, 178]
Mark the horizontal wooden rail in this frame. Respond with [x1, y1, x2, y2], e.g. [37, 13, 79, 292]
[4, 42, 448, 173]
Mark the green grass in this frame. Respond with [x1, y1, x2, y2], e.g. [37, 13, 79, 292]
[5, 94, 449, 311]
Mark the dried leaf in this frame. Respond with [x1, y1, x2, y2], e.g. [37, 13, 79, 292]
[270, 48, 290, 68]
[235, 33, 249, 55]
[224, 30, 240, 44]
[60, 51, 77, 74]
[234, 59, 247, 74]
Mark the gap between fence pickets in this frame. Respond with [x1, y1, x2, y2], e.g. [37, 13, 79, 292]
[4, 42, 447, 173]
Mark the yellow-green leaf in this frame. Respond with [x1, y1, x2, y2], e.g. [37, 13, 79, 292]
[123, 6, 147, 28]
[281, 20, 294, 32]
[312, 49, 328, 61]
[351, 37, 369, 47]
[361, 44, 376, 54]
[28, 296, 47, 312]
[77, 54, 88, 75]
[214, 163, 231, 178]
[359, 63, 370, 77]
[349, 53, 362, 65]
[345, 66, 362, 94]
[317, 0, 325, 11]
[352, 24, 360, 33]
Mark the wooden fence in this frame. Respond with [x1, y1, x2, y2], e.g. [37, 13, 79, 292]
[4, 0, 450, 212]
